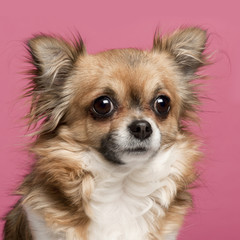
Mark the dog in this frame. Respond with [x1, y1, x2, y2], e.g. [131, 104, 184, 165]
[3, 26, 208, 240]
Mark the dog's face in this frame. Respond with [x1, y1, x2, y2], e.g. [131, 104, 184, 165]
[27, 27, 207, 166]
[67, 50, 180, 165]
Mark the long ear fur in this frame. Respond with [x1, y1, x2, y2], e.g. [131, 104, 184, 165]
[153, 27, 209, 122]
[153, 27, 207, 75]
[25, 34, 85, 135]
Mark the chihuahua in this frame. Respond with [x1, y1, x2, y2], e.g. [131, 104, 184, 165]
[3, 27, 208, 240]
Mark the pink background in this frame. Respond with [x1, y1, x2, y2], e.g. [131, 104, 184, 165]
[0, 0, 239, 239]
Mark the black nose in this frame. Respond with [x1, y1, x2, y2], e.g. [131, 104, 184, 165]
[128, 120, 152, 140]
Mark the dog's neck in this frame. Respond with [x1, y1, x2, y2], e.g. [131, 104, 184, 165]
[84, 146, 178, 240]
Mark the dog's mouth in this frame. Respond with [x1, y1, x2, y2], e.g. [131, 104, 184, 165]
[124, 147, 148, 153]
[99, 128, 160, 165]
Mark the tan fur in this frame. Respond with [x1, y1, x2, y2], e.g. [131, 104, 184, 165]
[3, 27, 208, 240]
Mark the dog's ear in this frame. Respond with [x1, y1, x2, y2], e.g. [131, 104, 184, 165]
[25, 34, 85, 135]
[28, 35, 85, 86]
[153, 27, 207, 75]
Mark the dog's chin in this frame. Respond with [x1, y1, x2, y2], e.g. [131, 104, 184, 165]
[119, 147, 159, 165]
[99, 143, 160, 166]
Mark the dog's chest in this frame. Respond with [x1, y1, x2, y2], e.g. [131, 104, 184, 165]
[24, 148, 178, 240]
[87, 181, 153, 240]
[86, 156, 176, 240]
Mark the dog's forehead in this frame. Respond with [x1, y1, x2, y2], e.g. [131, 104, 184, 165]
[73, 49, 177, 102]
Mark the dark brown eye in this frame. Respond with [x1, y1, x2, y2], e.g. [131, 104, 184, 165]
[153, 95, 171, 117]
[92, 96, 114, 117]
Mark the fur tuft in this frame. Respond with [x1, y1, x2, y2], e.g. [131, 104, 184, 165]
[3, 200, 32, 240]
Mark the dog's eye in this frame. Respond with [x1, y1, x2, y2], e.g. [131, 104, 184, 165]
[92, 96, 114, 117]
[153, 95, 171, 117]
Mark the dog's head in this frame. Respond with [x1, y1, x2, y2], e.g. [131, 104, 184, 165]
[26, 27, 207, 165]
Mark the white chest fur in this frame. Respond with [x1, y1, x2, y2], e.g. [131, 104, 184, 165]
[24, 146, 181, 240]
[86, 147, 178, 240]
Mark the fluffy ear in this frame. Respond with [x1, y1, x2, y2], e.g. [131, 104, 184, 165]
[153, 27, 207, 75]
[25, 34, 85, 135]
[28, 34, 85, 86]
